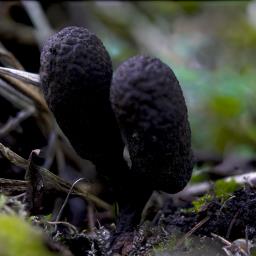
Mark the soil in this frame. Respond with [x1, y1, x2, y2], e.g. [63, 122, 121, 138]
[161, 186, 256, 241]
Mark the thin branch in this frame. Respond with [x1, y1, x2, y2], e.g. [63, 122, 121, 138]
[55, 178, 87, 223]
[176, 216, 210, 249]
[176, 172, 256, 200]
[0, 78, 34, 109]
[0, 178, 28, 195]
[0, 68, 48, 112]
[0, 107, 35, 138]
[0, 143, 112, 211]
[47, 221, 78, 234]
[22, 1, 53, 48]
[0, 67, 40, 87]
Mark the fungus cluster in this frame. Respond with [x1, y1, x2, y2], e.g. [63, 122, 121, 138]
[39, 26, 193, 249]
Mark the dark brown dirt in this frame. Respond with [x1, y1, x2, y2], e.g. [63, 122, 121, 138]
[161, 185, 256, 241]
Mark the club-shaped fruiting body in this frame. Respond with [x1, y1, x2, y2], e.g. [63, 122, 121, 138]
[110, 56, 193, 193]
[39, 27, 193, 240]
[39, 26, 125, 173]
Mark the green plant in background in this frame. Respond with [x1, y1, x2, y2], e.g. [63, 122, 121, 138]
[192, 194, 212, 213]
[179, 67, 256, 154]
[191, 179, 241, 213]
[95, 1, 256, 156]
[190, 166, 210, 183]
[214, 179, 241, 202]
[0, 215, 57, 256]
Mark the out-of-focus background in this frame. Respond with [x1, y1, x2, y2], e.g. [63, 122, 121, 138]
[0, 0, 256, 157]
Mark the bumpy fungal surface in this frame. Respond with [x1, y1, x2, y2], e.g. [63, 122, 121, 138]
[40, 26, 124, 170]
[110, 56, 193, 193]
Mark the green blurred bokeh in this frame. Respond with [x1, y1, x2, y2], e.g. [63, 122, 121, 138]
[3, 1, 256, 155]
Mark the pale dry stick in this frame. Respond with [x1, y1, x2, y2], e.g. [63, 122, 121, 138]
[0, 178, 28, 194]
[0, 67, 67, 159]
[0, 78, 34, 109]
[245, 226, 249, 255]
[55, 178, 87, 223]
[0, 67, 68, 140]
[176, 172, 256, 200]
[88, 202, 96, 231]
[43, 130, 57, 169]
[0, 67, 84, 169]
[0, 68, 48, 112]
[0, 67, 40, 87]
[175, 216, 210, 249]
[0, 107, 35, 138]
[226, 209, 241, 239]
[22, 1, 53, 48]
[56, 142, 66, 177]
[0, 143, 28, 169]
[0, 143, 112, 211]
[211, 233, 232, 246]
[11, 192, 26, 200]
[0, 52, 87, 184]
[212, 233, 251, 256]
[47, 221, 78, 234]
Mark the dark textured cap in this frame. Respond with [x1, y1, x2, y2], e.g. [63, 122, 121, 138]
[110, 56, 193, 193]
[40, 26, 124, 166]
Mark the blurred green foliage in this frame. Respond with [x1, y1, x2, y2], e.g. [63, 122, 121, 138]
[0, 215, 57, 256]
[214, 179, 240, 201]
[4, 1, 256, 155]
[191, 179, 241, 213]
[86, 1, 256, 155]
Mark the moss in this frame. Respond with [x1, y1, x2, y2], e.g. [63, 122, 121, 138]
[0, 215, 57, 256]
[214, 179, 241, 202]
[152, 234, 178, 254]
[192, 194, 212, 213]
[190, 167, 210, 184]
[191, 179, 241, 213]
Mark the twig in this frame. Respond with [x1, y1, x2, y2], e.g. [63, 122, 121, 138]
[88, 202, 95, 231]
[0, 142, 28, 169]
[0, 143, 112, 211]
[0, 67, 40, 87]
[56, 143, 66, 176]
[0, 107, 35, 138]
[0, 68, 48, 112]
[22, 1, 53, 48]
[55, 178, 86, 223]
[226, 209, 241, 239]
[212, 234, 251, 256]
[211, 233, 231, 246]
[43, 130, 57, 169]
[0, 78, 34, 109]
[0, 178, 28, 195]
[175, 216, 210, 248]
[47, 221, 78, 234]
[176, 172, 256, 200]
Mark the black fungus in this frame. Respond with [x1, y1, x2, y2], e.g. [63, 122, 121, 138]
[39, 28, 193, 247]
[110, 55, 193, 193]
[40, 26, 125, 174]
